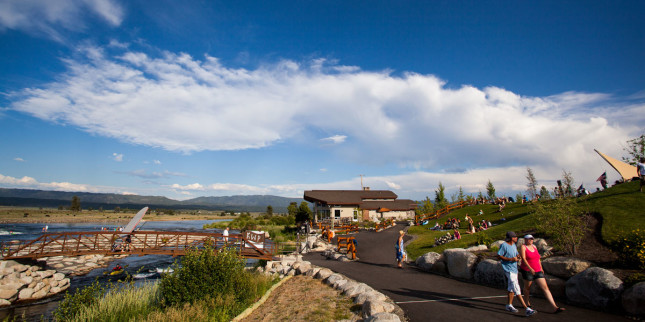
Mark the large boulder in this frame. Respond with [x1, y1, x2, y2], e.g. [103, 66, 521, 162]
[542, 257, 594, 279]
[444, 249, 478, 280]
[364, 312, 401, 322]
[0, 285, 19, 302]
[18, 288, 35, 300]
[325, 273, 343, 285]
[315, 268, 333, 280]
[296, 262, 311, 275]
[566, 267, 623, 309]
[362, 299, 395, 318]
[532, 274, 566, 299]
[466, 245, 488, 252]
[344, 283, 371, 297]
[473, 259, 506, 289]
[622, 282, 645, 316]
[354, 290, 387, 305]
[415, 252, 443, 272]
[489, 240, 505, 250]
[306, 267, 321, 277]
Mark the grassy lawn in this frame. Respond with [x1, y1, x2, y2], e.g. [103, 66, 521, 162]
[406, 180, 645, 261]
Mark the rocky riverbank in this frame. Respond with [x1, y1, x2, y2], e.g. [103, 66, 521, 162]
[0, 254, 128, 307]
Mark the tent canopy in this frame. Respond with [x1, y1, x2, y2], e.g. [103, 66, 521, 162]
[594, 149, 638, 181]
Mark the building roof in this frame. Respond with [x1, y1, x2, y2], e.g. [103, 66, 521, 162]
[303, 190, 417, 211]
[304, 190, 398, 205]
[361, 200, 418, 211]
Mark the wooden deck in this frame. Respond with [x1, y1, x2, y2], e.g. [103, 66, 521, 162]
[0, 231, 277, 260]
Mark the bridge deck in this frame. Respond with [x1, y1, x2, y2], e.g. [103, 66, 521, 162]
[0, 231, 277, 260]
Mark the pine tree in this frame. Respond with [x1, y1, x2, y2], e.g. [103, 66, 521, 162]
[434, 182, 448, 210]
[526, 167, 538, 200]
[486, 180, 496, 200]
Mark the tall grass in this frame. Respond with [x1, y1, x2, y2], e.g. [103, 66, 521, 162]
[72, 282, 161, 322]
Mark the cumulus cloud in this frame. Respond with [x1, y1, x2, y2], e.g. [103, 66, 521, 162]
[7, 45, 644, 194]
[0, 0, 124, 41]
[112, 153, 123, 162]
[14, 157, 25, 162]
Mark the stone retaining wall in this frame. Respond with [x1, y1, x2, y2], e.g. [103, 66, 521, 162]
[415, 240, 644, 318]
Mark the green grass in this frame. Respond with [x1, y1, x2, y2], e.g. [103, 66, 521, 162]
[579, 181, 645, 243]
[406, 181, 645, 261]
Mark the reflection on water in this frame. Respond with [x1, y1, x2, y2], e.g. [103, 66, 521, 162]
[0, 219, 230, 321]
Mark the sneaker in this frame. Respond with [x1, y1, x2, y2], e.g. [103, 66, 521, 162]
[526, 308, 537, 316]
[505, 305, 518, 313]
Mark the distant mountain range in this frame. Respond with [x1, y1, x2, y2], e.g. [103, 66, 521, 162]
[0, 188, 304, 213]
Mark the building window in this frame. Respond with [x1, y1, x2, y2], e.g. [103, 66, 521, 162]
[353, 209, 358, 221]
[335, 209, 341, 218]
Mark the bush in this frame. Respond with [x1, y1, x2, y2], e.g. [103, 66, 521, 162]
[54, 279, 107, 321]
[611, 229, 645, 270]
[159, 244, 273, 318]
[531, 197, 588, 255]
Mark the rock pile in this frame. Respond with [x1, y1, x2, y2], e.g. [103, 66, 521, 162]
[259, 255, 404, 322]
[0, 260, 70, 306]
[37, 254, 127, 276]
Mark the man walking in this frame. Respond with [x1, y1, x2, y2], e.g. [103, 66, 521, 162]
[498, 231, 536, 316]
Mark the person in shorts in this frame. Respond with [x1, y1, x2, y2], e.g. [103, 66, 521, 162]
[498, 231, 536, 316]
[520, 234, 565, 313]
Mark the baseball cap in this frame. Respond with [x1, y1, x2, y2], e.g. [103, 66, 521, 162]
[506, 231, 517, 239]
[524, 234, 534, 239]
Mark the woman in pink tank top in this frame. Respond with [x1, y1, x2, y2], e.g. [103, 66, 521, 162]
[520, 235, 565, 314]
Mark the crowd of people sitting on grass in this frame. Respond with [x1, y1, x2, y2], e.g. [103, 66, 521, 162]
[432, 215, 493, 247]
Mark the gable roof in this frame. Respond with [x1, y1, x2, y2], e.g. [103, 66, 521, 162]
[361, 199, 418, 211]
[304, 190, 398, 205]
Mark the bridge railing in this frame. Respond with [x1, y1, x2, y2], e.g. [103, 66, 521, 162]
[0, 231, 277, 260]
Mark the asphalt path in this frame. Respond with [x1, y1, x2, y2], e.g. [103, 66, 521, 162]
[303, 224, 628, 322]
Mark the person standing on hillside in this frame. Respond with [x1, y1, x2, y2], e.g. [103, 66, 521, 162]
[498, 231, 536, 317]
[637, 157, 645, 193]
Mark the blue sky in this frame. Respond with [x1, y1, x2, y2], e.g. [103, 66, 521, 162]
[1, 0, 644, 201]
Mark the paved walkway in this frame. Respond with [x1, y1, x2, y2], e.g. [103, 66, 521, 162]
[303, 224, 627, 321]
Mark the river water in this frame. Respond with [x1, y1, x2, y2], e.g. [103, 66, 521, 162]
[0, 219, 231, 321]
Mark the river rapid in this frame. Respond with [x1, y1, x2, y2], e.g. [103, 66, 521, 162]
[0, 219, 231, 321]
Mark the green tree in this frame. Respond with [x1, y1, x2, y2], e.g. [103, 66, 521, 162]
[287, 202, 298, 217]
[486, 180, 496, 200]
[415, 196, 433, 217]
[515, 193, 523, 203]
[622, 134, 645, 166]
[70, 196, 81, 212]
[434, 182, 448, 210]
[266, 205, 273, 217]
[526, 167, 538, 200]
[457, 187, 465, 202]
[296, 202, 312, 223]
[562, 170, 575, 197]
[539, 186, 551, 200]
[531, 197, 588, 255]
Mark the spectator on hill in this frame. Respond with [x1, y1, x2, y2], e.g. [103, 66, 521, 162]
[453, 229, 461, 240]
[637, 157, 645, 193]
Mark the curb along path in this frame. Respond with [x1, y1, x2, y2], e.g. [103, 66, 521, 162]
[303, 224, 628, 322]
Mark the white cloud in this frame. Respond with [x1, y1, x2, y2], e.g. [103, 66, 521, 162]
[320, 135, 347, 144]
[14, 157, 25, 162]
[0, 0, 124, 41]
[153, 160, 161, 165]
[112, 153, 123, 162]
[7, 45, 644, 193]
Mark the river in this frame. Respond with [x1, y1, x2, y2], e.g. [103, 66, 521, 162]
[0, 219, 231, 321]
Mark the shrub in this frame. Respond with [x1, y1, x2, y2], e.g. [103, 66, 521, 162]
[159, 244, 273, 318]
[54, 279, 107, 321]
[611, 229, 645, 270]
[531, 197, 588, 255]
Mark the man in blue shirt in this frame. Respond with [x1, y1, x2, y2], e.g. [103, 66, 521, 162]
[637, 157, 645, 193]
[498, 231, 536, 316]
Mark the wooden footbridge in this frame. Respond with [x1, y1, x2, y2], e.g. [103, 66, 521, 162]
[0, 231, 277, 261]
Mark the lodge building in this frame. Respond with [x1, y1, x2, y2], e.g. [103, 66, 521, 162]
[303, 189, 417, 222]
